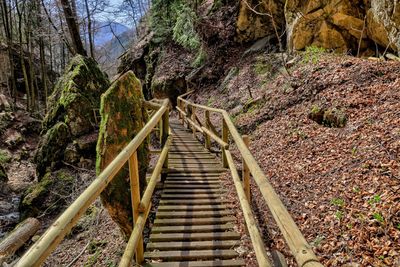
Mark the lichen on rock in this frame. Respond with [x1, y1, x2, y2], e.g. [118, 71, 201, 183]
[96, 70, 149, 237]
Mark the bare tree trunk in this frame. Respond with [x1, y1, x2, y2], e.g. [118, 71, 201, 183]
[1, 0, 17, 104]
[84, 0, 95, 58]
[60, 0, 87, 56]
[15, 0, 32, 110]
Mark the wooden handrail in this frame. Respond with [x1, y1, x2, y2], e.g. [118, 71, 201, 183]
[177, 93, 323, 267]
[15, 99, 170, 267]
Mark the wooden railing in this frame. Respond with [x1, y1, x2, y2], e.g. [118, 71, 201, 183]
[15, 99, 171, 267]
[177, 92, 323, 267]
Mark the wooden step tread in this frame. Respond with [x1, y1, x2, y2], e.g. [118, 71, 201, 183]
[146, 240, 240, 251]
[153, 217, 236, 226]
[151, 224, 233, 233]
[163, 184, 220, 189]
[159, 199, 230, 205]
[144, 259, 245, 267]
[149, 232, 240, 242]
[158, 205, 228, 211]
[156, 210, 232, 218]
[162, 189, 224, 194]
[164, 181, 220, 185]
[161, 194, 222, 199]
[144, 249, 238, 261]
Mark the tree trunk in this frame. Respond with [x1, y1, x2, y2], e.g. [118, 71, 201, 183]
[60, 0, 87, 56]
[0, 218, 41, 265]
[1, 0, 17, 104]
[84, 0, 94, 58]
[96, 71, 149, 238]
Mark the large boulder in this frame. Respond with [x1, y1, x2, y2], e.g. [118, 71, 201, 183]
[366, 1, 400, 54]
[35, 55, 109, 177]
[285, 0, 369, 53]
[96, 71, 149, 238]
[20, 170, 75, 219]
[236, 0, 285, 43]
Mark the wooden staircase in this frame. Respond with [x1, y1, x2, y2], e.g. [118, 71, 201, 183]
[144, 121, 245, 267]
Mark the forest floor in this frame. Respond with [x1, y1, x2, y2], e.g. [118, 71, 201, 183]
[192, 52, 400, 266]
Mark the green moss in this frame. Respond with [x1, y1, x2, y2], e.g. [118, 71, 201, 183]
[303, 46, 326, 64]
[192, 47, 207, 68]
[0, 150, 11, 164]
[172, 3, 200, 51]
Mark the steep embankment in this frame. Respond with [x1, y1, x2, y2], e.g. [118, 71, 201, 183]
[194, 52, 400, 266]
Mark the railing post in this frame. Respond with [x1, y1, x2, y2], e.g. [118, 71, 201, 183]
[185, 104, 191, 130]
[191, 105, 196, 137]
[222, 119, 228, 168]
[205, 110, 211, 150]
[128, 151, 144, 264]
[242, 135, 251, 202]
[161, 108, 169, 181]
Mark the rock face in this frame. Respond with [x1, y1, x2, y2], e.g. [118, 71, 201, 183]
[236, 0, 285, 43]
[285, 0, 368, 53]
[20, 170, 75, 219]
[34, 55, 109, 177]
[96, 71, 149, 237]
[366, 1, 400, 53]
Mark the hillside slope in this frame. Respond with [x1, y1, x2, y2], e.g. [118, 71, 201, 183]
[194, 53, 400, 266]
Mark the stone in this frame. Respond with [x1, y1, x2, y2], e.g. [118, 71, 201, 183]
[20, 170, 75, 219]
[285, 0, 367, 53]
[366, 1, 400, 53]
[4, 130, 24, 148]
[35, 55, 109, 177]
[64, 143, 80, 164]
[96, 71, 149, 238]
[34, 122, 70, 179]
[236, 0, 285, 42]
[0, 163, 9, 194]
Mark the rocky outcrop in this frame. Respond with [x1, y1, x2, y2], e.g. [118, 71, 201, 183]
[35, 55, 109, 177]
[236, 0, 285, 43]
[96, 71, 149, 237]
[20, 170, 75, 219]
[366, 1, 400, 53]
[285, 0, 368, 53]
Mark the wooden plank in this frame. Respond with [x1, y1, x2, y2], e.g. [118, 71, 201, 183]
[167, 173, 222, 177]
[153, 217, 236, 226]
[164, 180, 220, 185]
[151, 224, 233, 233]
[144, 249, 238, 261]
[144, 259, 245, 267]
[162, 189, 224, 194]
[149, 232, 240, 242]
[161, 194, 222, 199]
[146, 240, 240, 251]
[157, 205, 228, 211]
[163, 184, 220, 189]
[156, 210, 232, 218]
[168, 168, 226, 173]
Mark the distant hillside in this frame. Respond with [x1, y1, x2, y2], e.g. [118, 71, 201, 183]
[91, 21, 130, 47]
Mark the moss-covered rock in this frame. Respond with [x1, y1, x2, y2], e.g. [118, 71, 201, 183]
[35, 55, 109, 177]
[34, 122, 70, 178]
[96, 71, 149, 238]
[308, 105, 347, 128]
[20, 170, 75, 219]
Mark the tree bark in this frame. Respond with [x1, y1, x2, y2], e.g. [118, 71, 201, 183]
[84, 0, 95, 58]
[60, 0, 87, 56]
[0, 218, 41, 265]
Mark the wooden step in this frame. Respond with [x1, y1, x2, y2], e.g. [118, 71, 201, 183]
[149, 232, 240, 242]
[151, 224, 233, 233]
[158, 205, 228, 211]
[161, 194, 222, 199]
[163, 184, 220, 189]
[156, 210, 232, 219]
[159, 199, 230, 205]
[153, 216, 236, 226]
[164, 181, 220, 185]
[162, 189, 224, 194]
[144, 259, 245, 267]
[167, 173, 222, 177]
[168, 168, 226, 173]
[146, 240, 241, 251]
[144, 249, 238, 261]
